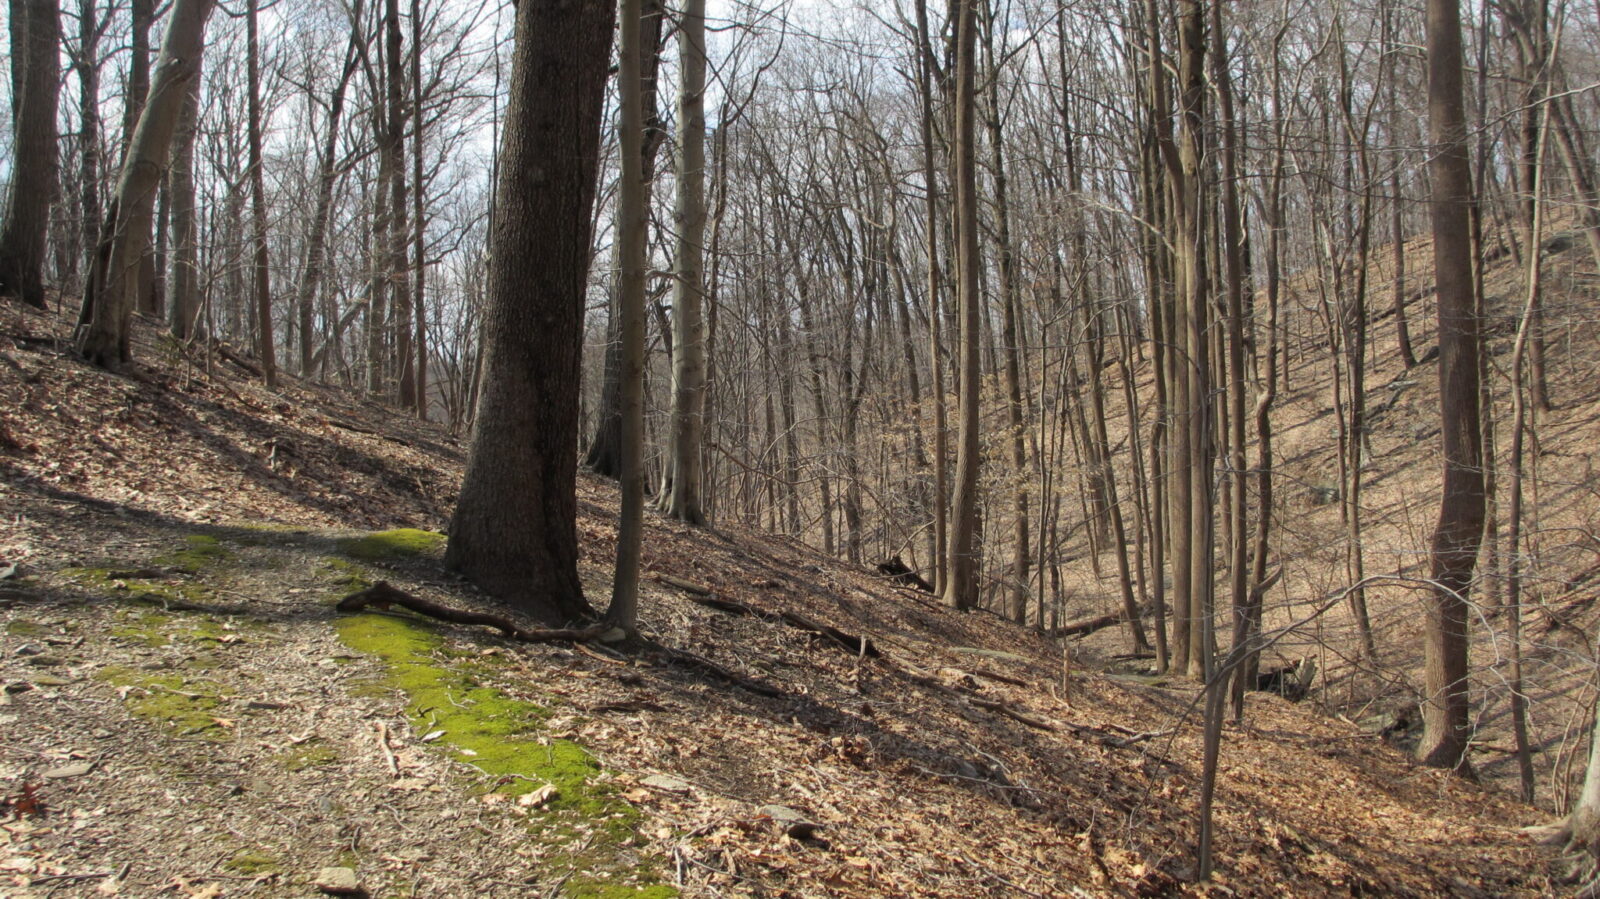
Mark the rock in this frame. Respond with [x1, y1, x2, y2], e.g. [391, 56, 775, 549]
[640, 774, 691, 794]
[598, 627, 629, 644]
[313, 866, 364, 895]
[14, 643, 44, 657]
[757, 804, 821, 839]
[43, 761, 94, 779]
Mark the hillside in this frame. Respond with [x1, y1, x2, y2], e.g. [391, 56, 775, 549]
[0, 304, 1556, 896]
[1057, 218, 1600, 809]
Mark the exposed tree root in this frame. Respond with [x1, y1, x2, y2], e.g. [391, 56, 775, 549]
[336, 581, 608, 642]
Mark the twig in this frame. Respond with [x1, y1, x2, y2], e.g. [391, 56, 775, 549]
[375, 720, 399, 776]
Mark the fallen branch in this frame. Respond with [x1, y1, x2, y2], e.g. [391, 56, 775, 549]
[680, 592, 878, 657]
[656, 574, 712, 596]
[654, 648, 784, 697]
[336, 582, 608, 643]
[967, 696, 1057, 732]
[375, 720, 399, 776]
[1049, 603, 1153, 639]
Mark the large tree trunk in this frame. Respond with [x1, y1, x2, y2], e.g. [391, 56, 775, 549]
[444, 0, 613, 624]
[1418, 0, 1484, 774]
[0, 0, 61, 309]
[76, 0, 215, 367]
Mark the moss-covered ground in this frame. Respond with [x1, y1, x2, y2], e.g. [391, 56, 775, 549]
[62, 526, 672, 897]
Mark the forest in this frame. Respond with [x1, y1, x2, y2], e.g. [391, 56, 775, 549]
[0, 0, 1597, 893]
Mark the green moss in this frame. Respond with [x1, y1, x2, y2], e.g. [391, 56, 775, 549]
[336, 529, 446, 561]
[224, 852, 281, 876]
[334, 611, 672, 897]
[6, 619, 47, 636]
[96, 666, 230, 740]
[276, 740, 339, 771]
[155, 534, 231, 573]
[320, 559, 376, 605]
[62, 567, 216, 607]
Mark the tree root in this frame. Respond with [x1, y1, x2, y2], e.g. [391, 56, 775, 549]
[336, 582, 609, 643]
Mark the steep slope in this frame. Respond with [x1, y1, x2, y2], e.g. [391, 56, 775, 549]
[0, 303, 1553, 896]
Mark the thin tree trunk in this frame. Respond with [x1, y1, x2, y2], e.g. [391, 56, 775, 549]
[943, 0, 980, 611]
[607, 0, 649, 634]
[1418, 0, 1484, 774]
[662, 0, 708, 525]
[247, 0, 277, 388]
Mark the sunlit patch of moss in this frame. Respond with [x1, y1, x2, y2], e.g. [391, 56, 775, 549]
[319, 558, 375, 604]
[224, 851, 281, 876]
[276, 740, 340, 771]
[62, 566, 216, 607]
[95, 665, 230, 740]
[110, 610, 177, 647]
[156, 534, 231, 574]
[334, 611, 672, 896]
[6, 619, 47, 637]
[336, 529, 446, 562]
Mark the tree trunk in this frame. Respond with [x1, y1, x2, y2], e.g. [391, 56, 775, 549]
[1418, 0, 1484, 774]
[943, 0, 980, 611]
[606, 0, 650, 634]
[76, 0, 215, 367]
[445, 0, 613, 624]
[167, 54, 203, 340]
[662, 0, 708, 525]
[0, 0, 61, 309]
[247, 0, 276, 388]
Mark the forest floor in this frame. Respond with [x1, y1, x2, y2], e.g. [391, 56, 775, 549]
[0, 300, 1559, 897]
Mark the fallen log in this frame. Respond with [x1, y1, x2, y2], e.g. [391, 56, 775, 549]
[1050, 603, 1154, 639]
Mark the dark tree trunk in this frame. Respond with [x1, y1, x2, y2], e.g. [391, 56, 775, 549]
[445, 0, 614, 624]
[0, 0, 62, 309]
[1418, 0, 1483, 774]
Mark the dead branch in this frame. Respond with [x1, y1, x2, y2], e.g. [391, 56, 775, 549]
[682, 591, 879, 658]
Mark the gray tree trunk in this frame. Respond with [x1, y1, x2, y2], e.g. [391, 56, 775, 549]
[661, 0, 709, 526]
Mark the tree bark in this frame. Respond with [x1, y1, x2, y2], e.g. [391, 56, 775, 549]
[0, 0, 61, 309]
[943, 0, 980, 611]
[662, 0, 709, 525]
[247, 0, 277, 388]
[606, 0, 650, 634]
[445, 0, 614, 624]
[1418, 0, 1483, 774]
